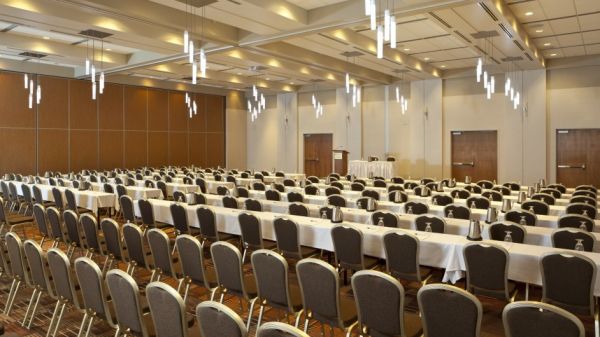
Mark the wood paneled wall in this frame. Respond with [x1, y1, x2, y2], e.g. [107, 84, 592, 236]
[0, 71, 226, 175]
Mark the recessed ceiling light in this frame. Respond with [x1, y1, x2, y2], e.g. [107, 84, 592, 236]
[543, 42, 551, 46]
[43, 36, 50, 40]
[106, 48, 112, 51]
[266, 77, 270, 80]
[403, 48, 410, 51]
[237, 72, 242, 75]
[441, 65, 446, 68]
[424, 57, 430, 61]
[535, 29, 543, 33]
[550, 53, 557, 56]
[290, 82, 294, 84]
[525, 11, 534, 16]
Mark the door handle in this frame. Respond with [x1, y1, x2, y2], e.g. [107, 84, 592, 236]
[452, 162, 474, 167]
[558, 164, 586, 169]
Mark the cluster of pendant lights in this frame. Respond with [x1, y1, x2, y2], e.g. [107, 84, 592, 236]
[84, 40, 105, 100]
[395, 85, 408, 114]
[504, 64, 521, 110]
[185, 92, 198, 118]
[476, 57, 495, 101]
[476, 57, 521, 110]
[23, 73, 41, 109]
[311, 93, 324, 118]
[248, 85, 266, 122]
[182, 1, 207, 85]
[345, 73, 361, 108]
[365, 0, 398, 58]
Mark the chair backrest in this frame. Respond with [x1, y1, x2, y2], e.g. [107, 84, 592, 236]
[196, 301, 248, 337]
[551, 228, 595, 252]
[404, 201, 429, 215]
[253, 182, 266, 191]
[558, 214, 594, 232]
[569, 195, 596, 206]
[146, 281, 189, 337]
[210, 241, 249, 299]
[256, 322, 310, 337]
[488, 221, 526, 243]
[547, 184, 567, 194]
[74, 257, 115, 326]
[24, 239, 53, 295]
[432, 194, 453, 206]
[100, 218, 123, 259]
[531, 193, 556, 205]
[106, 269, 148, 336]
[476, 180, 494, 189]
[138, 199, 156, 226]
[80, 213, 102, 253]
[418, 284, 482, 337]
[492, 185, 511, 196]
[195, 178, 207, 194]
[116, 185, 128, 198]
[304, 185, 318, 195]
[52, 187, 64, 210]
[388, 190, 408, 203]
[63, 210, 81, 247]
[541, 252, 596, 316]
[32, 185, 44, 204]
[119, 195, 135, 223]
[170, 203, 190, 234]
[463, 242, 511, 301]
[64, 189, 79, 212]
[540, 188, 561, 199]
[327, 195, 346, 207]
[325, 186, 342, 196]
[330, 181, 344, 190]
[444, 204, 471, 220]
[482, 190, 503, 202]
[351, 270, 408, 337]
[239, 212, 264, 249]
[244, 198, 262, 212]
[466, 196, 491, 210]
[147, 228, 176, 278]
[565, 202, 597, 219]
[47, 248, 79, 307]
[572, 190, 596, 198]
[251, 250, 294, 312]
[503, 301, 585, 337]
[32, 203, 50, 238]
[236, 187, 249, 198]
[575, 185, 597, 193]
[415, 215, 445, 233]
[21, 184, 33, 203]
[176, 235, 210, 288]
[383, 230, 423, 282]
[123, 223, 149, 267]
[505, 209, 537, 226]
[331, 224, 365, 271]
[288, 203, 308, 217]
[222, 196, 238, 209]
[286, 192, 303, 203]
[521, 200, 549, 215]
[361, 189, 380, 200]
[273, 217, 304, 259]
[197, 206, 219, 241]
[5, 232, 30, 283]
[403, 182, 417, 190]
[371, 211, 399, 228]
[266, 189, 281, 201]
[464, 185, 483, 194]
[450, 189, 471, 199]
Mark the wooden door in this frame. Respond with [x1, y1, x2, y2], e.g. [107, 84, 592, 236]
[451, 130, 497, 182]
[557, 129, 600, 188]
[304, 133, 333, 178]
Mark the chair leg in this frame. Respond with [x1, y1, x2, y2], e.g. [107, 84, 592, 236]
[247, 298, 258, 331]
[77, 313, 90, 337]
[22, 289, 39, 326]
[4, 279, 21, 315]
[84, 316, 94, 337]
[294, 310, 303, 328]
[25, 289, 43, 328]
[46, 301, 61, 337]
[257, 304, 265, 329]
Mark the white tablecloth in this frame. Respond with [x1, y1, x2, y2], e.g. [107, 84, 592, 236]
[348, 160, 394, 179]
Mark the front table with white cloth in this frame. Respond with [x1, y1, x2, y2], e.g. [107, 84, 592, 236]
[134, 198, 600, 294]
[348, 160, 394, 179]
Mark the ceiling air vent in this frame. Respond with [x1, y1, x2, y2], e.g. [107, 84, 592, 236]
[19, 51, 47, 58]
[249, 65, 268, 72]
[498, 23, 513, 39]
[524, 53, 534, 61]
[429, 12, 452, 28]
[454, 31, 471, 43]
[392, 69, 411, 73]
[79, 29, 113, 39]
[513, 40, 525, 51]
[501, 56, 523, 62]
[478, 3, 498, 21]
[340, 51, 364, 57]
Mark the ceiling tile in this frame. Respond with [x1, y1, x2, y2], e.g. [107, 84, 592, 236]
[548, 17, 581, 35]
[507, 0, 546, 23]
[556, 33, 584, 47]
[574, 0, 600, 14]
[578, 13, 600, 31]
[538, 0, 577, 19]
[561, 45, 586, 57]
[584, 44, 600, 55]
[582, 31, 600, 44]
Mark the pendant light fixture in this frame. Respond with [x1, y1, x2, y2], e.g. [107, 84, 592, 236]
[366, 0, 398, 55]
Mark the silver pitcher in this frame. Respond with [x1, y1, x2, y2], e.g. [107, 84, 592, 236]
[331, 206, 344, 223]
[465, 176, 472, 184]
[517, 191, 527, 204]
[393, 191, 403, 203]
[436, 182, 444, 192]
[448, 178, 457, 188]
[366, 198, 378, 212]
[186, 193, 197, 205]
[368, 171, 374, 179]
[420, 187, 431, 197]
[485, 207, 498, 224]
[527, 186, 535, 197]
[501, 199, 512, 213]
[534, 183, 541, 193]
[467, 219, 483, 241]
[539, 178, 546, 188]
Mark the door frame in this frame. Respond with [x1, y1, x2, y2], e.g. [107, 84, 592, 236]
[555, 128, 598, 187]
[303, 133, 333, 177]
[450, 130, 498, 181]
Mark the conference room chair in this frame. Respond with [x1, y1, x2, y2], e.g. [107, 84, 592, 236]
[74, 257, 118, 336]
[505, 210, 537, 226]
[415, 215, 445, 233]
[170, 203, 201, 236]
[196, 206, 237, 245]
[488, 221, 526, 243]
[387, 184, 404, 193]
[240, 172, 250, 179]
[147, 228, 180, 283]
[404, 201, 429, 215]
[304, 185, 319, 196]
[143, 179, 155, 189]
[122, 222, 151, 276]
[62, 210, 83, 257]
[4, 232, 31, 316]
[450, 189, 471, 199]
[225, 175, 236, 184]
[195, 178, 208, 194]
[7, 183, 25, 214]
[362, 189, 380, 201]
[492, 185, 511, 196]
[570, 195, 597, 205]
[79, 213, 104, 258]
[531, 193, 556, 205]
[572, 190, 597, 199]
[256, 322, 310, 337]
[383, 231, 433, 287]
[331, 225, 379, 284]
[249, 250, 303, 329]
[547, 183, 568, 194]
[295, 258, 357, 334]
[463, 242, 518, 303]
[51, 188, 65, 212]
[238, 212, 277, 263]
[282, 179, 296, 188]
[388, 190, 408, 203]
[196, 301, 248, 337]
[45, 207, 65, 248]
[391, 177, 404, 184]
[540, 188, 562, 199]
[324, 186, 341, 196]
[540, 252, 598, 334]
[575, 185, 598, 194]
[431, 194, 453, 206]
[352, 270, 422, 337]
[306, 176, 319, 184]
[521, 200, 550, 216]
[138, 199, 171, 231]
[371, 211, 399, 227]
[329, 173, 341, 180]
[476, 180, 494, 189]
[566, 202, 597, 219]
[19, 185, 34, 216]
[210, 241, 258, 329]
[244, 198, 263, 212]
[464, 185, 483, 194]
[266, 189, 282, 201]
[425, 182, 439, 192]
[22, 239, 55, 329]
[466, 196, 491, 209]
[146, 281, 200, 337]
[503, 301, 585, 337]
[327, 194, 346, 207]
[48, 177, 57, 186]
[355, 197, 373, 211]
[106, 269, 153, 337]
[444, 204, 471, 220]
[287, 192, 303, 203]
[100, 218, 126, 273]
[116, 184, 129, 199]
[237, 187, 250, 198]
[45, 248, 82, 337]
[330, 181, 344, 190]
[404, 181, 418, 190]
[418, 284, 482, 337]
[319, 206, 333, 220]
[173, 190, 187, 203]
[419, 178, 434, 185]
[217, 185, 230, 196]
[482, 190, 503, 202]
[273, 183, 286, 193]
[558, 214, 595, 232]
[273, 217, 318, 261]
[503, 182, 521, 191]
[31, 203, 50, 246]
[32, 185, 53, 208]
[222, 195, 240, 209]
[175, 235, 218, 303]
[119, 195, 137, 224]
[157, 181, 169, 200]
[373, 180, 387, 188]
[350, 182, 365, 191]
[551, 228, 595, 252]
[125, 177, 136, 187]
[288, 203, 308, 217]
[213, 174, 222, 182]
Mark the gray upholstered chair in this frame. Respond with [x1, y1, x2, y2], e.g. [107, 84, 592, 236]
[244, 198, 263, 212]
[122, 222, 150, 275]
[273, 217, 318, 260]
[371, 211, 399, 228]
[521, 200, 550, 216]
[466, 196, 491, 210]
[238, 212, 276, 262]
[558, 214, 595, 232]
[482, 190, 503, 202]
[62, 210, 82, 256]
[46, 248, 82, 337]
[404, 201, 429, 215]
[505, 210, 537, 226]
[551, 228, 595, 252]
[444, 204, 471, 220]
[80, 213, 103, 258]
[463, 242, 518, 302]
[451, 189, 471, 199]
[414, 215, 445, 233]
[100, 218, 125, 273]
[196, 206, 236, 244]
[331, 224, 379, 284]
[119, 195, 136, 223]
[146, 281, 198, 337]
[46, 206, 65, 248]
[488, 221, 526, 243]
[383, 230, 432, 286]
[288, 203, 309, 217]
[327, 194, 346, 208]
[503, 301, 585, 337]
[532, 192, 556, 205]
[32, 203, 50, 245]
[418, 284, 482, 337]
[256, 322, 310, 337]
[106, 269, 153, 337]
[566, 202, 597, 219]
[431, 194, 453, 206]
[21, 239, 55, 328]
[196, 301, 248, 337]
[175, 235, 218, 303]
[352, 270, 422, 337]
[171, 203, 200, 236]
[147, 228, 179, 283]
